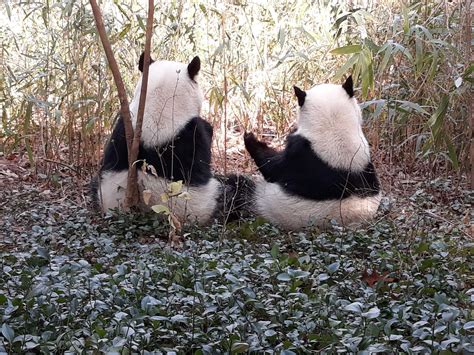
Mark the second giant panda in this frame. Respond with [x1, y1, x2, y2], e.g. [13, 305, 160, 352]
[244, 76, 381, 230]
[94, 54, 222, 224]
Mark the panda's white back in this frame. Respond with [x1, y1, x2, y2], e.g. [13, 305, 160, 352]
[129, 60, 204, 148]
[296, 83, 370, 172]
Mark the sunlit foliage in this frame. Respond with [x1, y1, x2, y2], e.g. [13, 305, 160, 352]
[1, 0, 470, 175]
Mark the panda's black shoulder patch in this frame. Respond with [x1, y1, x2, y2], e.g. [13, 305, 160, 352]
[138, 117, 213, 186]
[101, 117, 213, 186]
[267, 134, 380, 200]
[100, 116, 214, 186]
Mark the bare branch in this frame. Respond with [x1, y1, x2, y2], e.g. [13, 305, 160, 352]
[89, 0, 134, 162]
[90, 0, 154, 209]
[125, 0, 155, 208]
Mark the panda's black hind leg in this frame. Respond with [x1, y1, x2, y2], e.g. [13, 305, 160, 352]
[213, 174, 255, 223]
[89, 174, 100, 211]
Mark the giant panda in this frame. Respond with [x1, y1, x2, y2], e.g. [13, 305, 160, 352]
[93, 53, 223, 224]
[244, 76, 381, 230]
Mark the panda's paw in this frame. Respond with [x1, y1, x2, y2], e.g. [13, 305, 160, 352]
[243, 131, 255, 141]
[244, 132, 262, 152]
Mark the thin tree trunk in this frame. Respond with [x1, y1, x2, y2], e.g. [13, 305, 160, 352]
[89, 0, 154, 209]
[125, 0, 155, 208]
[89, 0, 134, 159]
[466, 0, 473, 189]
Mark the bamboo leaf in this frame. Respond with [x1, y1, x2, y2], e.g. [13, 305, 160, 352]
[334, 54, 359, 80]
[4, 2, 11, 19]
[444, 135, 459, 169]
[330, 44, 362, 55]
[402, 5, 409, 34]
[379, 43, 393, 74]
[428, 50, 438, 82]
[428, 94, 449, 143]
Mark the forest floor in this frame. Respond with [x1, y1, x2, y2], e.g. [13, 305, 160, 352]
[0, 156, 473, 353]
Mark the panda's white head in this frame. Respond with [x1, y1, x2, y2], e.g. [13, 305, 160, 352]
[294, 76, 370, 172]
[129, 54, 204, 147]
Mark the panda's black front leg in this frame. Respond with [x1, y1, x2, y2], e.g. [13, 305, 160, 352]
[244, 132, 281, 181]
[244, 132, 278, 163]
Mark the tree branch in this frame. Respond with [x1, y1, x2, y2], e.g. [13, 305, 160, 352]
[90, 0, 155, 209]
[89, 0, 134, 162]
[125, 0, 155, 208]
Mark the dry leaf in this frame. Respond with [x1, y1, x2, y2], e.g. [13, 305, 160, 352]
[362, 269, 396, 287]
[142, 189, 152, 205]
[147, 164, 158, 177]
[170, 213, 182, 234]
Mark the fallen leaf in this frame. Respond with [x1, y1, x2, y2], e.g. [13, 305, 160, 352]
[362, 269, 396, 287]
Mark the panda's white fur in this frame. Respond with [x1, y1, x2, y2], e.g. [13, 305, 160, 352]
[95, 56, 221, 225]
[295, 83, 370, 172]
[245, 77, 381, 230]
[254, 180, 382, 230]
[98, 171, 220, 224]
[129, 60, 204, 148]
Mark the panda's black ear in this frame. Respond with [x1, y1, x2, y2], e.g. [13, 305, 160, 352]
[138, 52, 155, 72]
[342, 75, 354, 98]
[293, 86, 306, 107]
[187, 56, 201, 80]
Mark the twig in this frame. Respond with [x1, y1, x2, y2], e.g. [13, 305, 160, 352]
[42, 158, 79, 174]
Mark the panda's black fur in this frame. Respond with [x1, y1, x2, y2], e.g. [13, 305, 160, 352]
[101, 115, 213, 185]
[244, 132, 380, 201]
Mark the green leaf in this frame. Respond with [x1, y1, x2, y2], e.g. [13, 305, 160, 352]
[169, 180, 183, 195]
[362, 306, 380, 319]
[327, 261, 340, 273]
[330, 44, 362, 55]
[334, 54, 359, 80]
[379, 43, 393, 74]
[151, 204, 170, 215]
[428, 50, 439, 82]
[231, 342, 249, 353]
[428, 94, 449, 141]
[444, 135, 459, 170]
[464, 321, 474, 330]
[344, 302, 363, 313]
[270, 243, 279, 259]
[402, 5, 409, 34]
[415, 36, 423, 76]
[277, 273, 291, 281]
[4, 1, 11, 19]
[1, 323, 14, 342]
[118, 23, 131, 39]
[41, 6, 48, 27]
